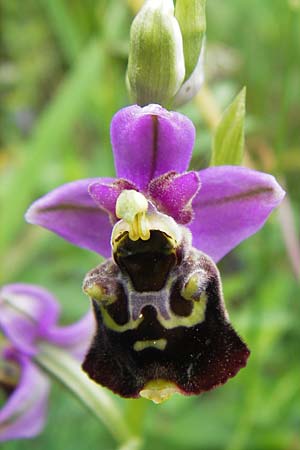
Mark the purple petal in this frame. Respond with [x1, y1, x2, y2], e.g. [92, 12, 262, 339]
[111, 104, 195, 191]
[0, 353, 50, 441]
[148, 171, 201, 224]
[45, 310, 95, 360]
[89, 178, 137, 223]
[0, 284, 60, 355]
[189, 166, 285, 262]
[25, 178, 113, 257]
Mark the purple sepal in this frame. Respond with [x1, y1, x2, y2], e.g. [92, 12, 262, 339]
[148, 171, 201, 224]
[190, 166, 285, 262]
[111, 104, 195, 191]
[25, 178, 113, 257]
[0, 351, 50, 442]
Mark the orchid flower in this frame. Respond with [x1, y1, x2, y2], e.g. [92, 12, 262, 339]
[0, 284, 94, 441]
[26, 104, 284, 403]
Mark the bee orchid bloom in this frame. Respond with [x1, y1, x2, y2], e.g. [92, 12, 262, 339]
[0, 284, 94, 440]
[26, 104, 285, 402]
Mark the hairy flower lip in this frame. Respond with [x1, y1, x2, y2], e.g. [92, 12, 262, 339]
[82, 240, 250, 399]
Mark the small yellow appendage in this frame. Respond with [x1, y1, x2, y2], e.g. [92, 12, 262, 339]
[181, 272, 205, 301]
[84, 283, 116, 305]
[140, 379, 179, 404]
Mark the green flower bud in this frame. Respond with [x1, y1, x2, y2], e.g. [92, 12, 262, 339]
[127, 0, 207, 107]
[127, 0, 185, 106]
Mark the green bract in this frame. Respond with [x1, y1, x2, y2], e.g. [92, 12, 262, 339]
[175, 0, 206, 81]
[127, 0, 206, 107]
[211, 87, 246, 166]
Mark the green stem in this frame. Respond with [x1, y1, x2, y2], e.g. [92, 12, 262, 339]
[117, 438, 143, 450]
[36, 343, 139, 447]
[125, 398, 149, 435]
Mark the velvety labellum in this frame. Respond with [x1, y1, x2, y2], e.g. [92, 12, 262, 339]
[82, 230, 250, 399]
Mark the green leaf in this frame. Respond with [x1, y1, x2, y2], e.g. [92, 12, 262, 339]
[210, 87, 246, 166]
[40, 0, 83, 64]
[0, 39, 104, 278]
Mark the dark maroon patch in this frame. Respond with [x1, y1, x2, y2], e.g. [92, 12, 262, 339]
[114, 231, 177, 292]
[105, 285, 129, 326]
[82, 246, 250, 398]
[169, 280, 193, 317]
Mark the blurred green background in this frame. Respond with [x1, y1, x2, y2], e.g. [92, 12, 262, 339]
[0, 0, 299, 449]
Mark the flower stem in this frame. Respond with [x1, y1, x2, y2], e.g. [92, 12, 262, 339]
[125, 398, 149, 435]
[36, 343, 140, 447]
[117, 437, 143, 450]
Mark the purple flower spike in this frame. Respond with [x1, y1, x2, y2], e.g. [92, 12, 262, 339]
[0, 351, 50, 442]
[111, 104, 196, 190]
[190, 166, 285, 262]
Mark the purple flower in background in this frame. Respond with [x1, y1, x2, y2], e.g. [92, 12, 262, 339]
[26, 104, 284, 402]
[0, 284, 94, 441]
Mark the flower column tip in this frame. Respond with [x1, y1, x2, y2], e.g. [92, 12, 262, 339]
[115, 190, 150, 241]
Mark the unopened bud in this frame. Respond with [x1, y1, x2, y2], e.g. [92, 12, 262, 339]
[127, 0, 185, 106]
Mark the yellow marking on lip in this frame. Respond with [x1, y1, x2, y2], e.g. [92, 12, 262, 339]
[133, 339, 167, 352]
[98, 292, 207, 333]
[100, 304, 144, 332]
[157, 292, 207, 329]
